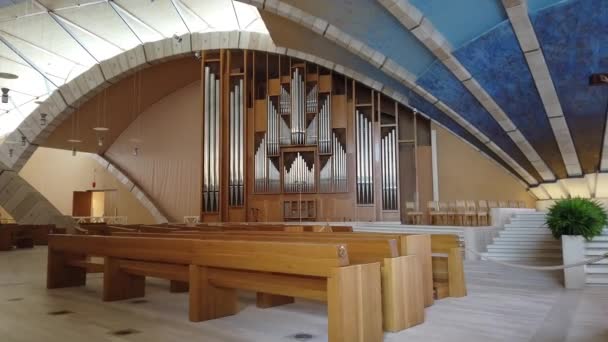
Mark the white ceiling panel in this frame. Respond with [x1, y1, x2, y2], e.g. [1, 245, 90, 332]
[55, 2, 140, 50]
[114, 0, 188, 38]
[0, 0, 266, 140]
[0, 13, 97, 66]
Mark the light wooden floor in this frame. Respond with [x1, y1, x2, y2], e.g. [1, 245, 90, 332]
[1, 247, 607, 342]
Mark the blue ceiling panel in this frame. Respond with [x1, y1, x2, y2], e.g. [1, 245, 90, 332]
[531, 0, 608, 174]
[527, 0, 568, 12]
[408, 91, 523, 180]
[410, 0, 507, 49]
[416, 61, 541, 181]
[283, 0, 436, 76]
[453, 21, 567, 178]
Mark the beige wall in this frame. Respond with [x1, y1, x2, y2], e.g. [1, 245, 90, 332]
[19, 147, 155, 224]
[434, 124, 535, 207]
[0, 205, 13, 222]
[105, 81, 202, 222]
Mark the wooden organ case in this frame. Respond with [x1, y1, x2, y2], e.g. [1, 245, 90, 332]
[200, 50, 432, 223]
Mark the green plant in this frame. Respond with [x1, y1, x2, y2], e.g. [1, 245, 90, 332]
[546, 198, 608, 241]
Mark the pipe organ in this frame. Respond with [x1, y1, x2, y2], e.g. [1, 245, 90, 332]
[202, 66, 220, 212]
[200, 50, 431, 223]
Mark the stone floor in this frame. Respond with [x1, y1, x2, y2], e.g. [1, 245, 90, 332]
[1, 246, 607, 341]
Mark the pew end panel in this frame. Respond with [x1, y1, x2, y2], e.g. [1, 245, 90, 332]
[399, 234, 434, 307]
[381, 255, 425, 331]
[328, 262, 383, 342]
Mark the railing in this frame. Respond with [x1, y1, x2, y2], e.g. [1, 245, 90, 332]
[72, 216, 128, 225]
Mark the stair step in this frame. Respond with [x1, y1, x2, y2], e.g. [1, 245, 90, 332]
[482, 251, 562, 258]
[585, 249, 608, 256]
[586, 274, 608, 284]
[499, 231, 554, 237]
[487, 244, 561, 251]
[586, 242, 608, 248]
[585, 265, 608, 273]
[589, 235, 608, 242]
[493, 236, 557, 241]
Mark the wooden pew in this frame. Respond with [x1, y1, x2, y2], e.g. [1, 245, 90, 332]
[47, 235, 383, 342]
[430, 234, 466, 298]
[0, 224, 34, 250]
[168, 230, 434, 307]
[114, 231, 425, 331]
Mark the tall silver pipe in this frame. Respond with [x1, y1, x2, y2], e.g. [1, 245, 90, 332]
[209, 73, 216, 211]
[203, 67, 209, 211]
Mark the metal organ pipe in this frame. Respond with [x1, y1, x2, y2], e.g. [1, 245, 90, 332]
[291, 68, 305, 145]
[319, 96, 332, 154]
[229, 80, 245, 206]
[381, 129, 398, 210]
[203, 67, 220, 212]
[356, 111, 373, 204]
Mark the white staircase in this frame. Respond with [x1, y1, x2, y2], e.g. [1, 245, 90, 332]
[482, 212, 562, 265]
[585, 229, 608, 285]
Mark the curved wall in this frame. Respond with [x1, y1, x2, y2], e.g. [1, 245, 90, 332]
[105, 82, 202, 222]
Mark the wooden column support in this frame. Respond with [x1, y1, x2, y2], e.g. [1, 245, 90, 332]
[327, 263, 383, 342]
[103, 257, 145, 302]
[256, 293, 295, 308]
[188, 265, 238, 322]
[170, 280, 189, 293]
[46, 249, 87, 289]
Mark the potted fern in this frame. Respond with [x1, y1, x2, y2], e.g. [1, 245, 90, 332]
[546, 198, 608, 288]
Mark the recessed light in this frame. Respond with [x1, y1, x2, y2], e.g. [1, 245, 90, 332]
[0, 72, 18, 80]
[93, 127, 109, 132]
[67, 139, 82, 143]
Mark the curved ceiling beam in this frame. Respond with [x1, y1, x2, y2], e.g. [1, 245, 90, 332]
[501, 0, 582, 177]
[377, 0, 555, 182]
[237, 0, 537, 185]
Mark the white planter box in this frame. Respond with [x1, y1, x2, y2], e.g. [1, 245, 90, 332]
[562, 235, 585, 289]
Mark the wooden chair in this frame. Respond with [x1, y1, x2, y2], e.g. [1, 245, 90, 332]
[498, 200, 508, 208]
[446, 201, 457, 225]
[465, 201, 478, 226]
[487, 200, 498, 209]
[453, 200, 466, 226]
[48, 234, 384, 342]
[405, 202, 423, 225]
[518, 200, 527, 208]
[508, 200, 518, 208]
[428, 201, 445, 225]
[477, 200, 489, 226]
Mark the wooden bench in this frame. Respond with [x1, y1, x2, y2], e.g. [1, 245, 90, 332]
[0, 224, 36, 250]
[172, 230, 434, 307]
[114, 230, 425, 331]
[47, 234, 383, 342]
